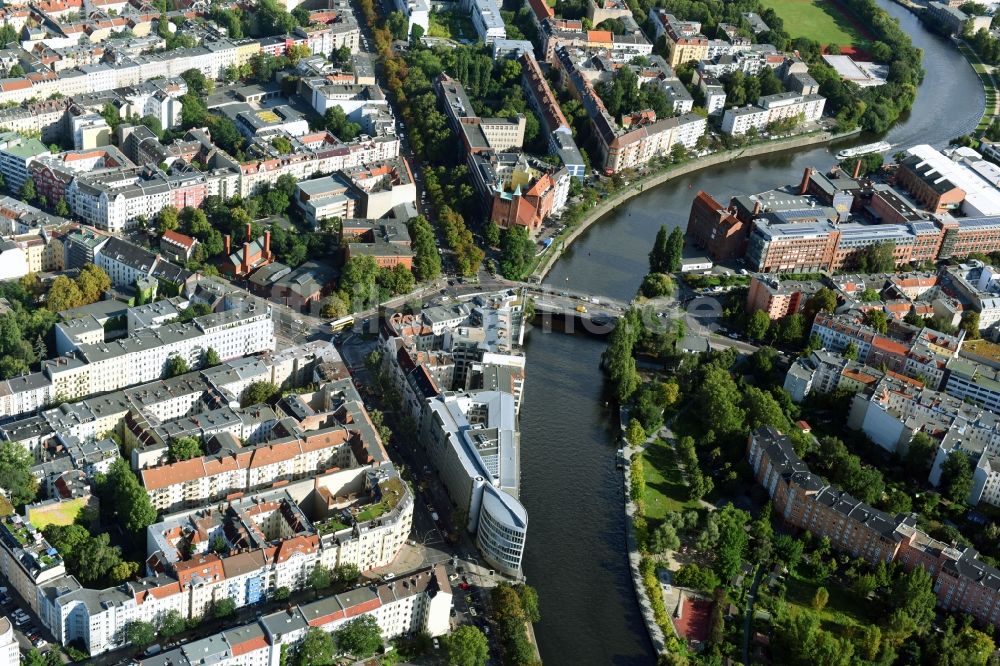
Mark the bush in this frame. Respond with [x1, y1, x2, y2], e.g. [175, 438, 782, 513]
[640, 557, 671, 636]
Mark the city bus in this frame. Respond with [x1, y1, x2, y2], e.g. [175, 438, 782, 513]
[330, 315, 355, 333]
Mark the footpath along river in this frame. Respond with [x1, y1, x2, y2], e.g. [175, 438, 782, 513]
[516, 2, 985, 664]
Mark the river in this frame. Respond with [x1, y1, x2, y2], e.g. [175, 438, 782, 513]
[516, 3, 985, 664]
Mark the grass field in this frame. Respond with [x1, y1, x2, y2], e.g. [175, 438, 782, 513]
[759, 0, 865, 47]
[427, 10, 476, 40]
[27, 497, 87, 529]
[643, 438, 701, 525]
[783, 573, 875, 633]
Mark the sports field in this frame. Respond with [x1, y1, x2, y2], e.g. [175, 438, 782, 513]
[759, 0, 867, 48]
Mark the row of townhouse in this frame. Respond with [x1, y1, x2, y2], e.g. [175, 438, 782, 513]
[784, 347, 1000, 507]
[37, 501, 421, 656]
[2, 339, 339, 473]
[136, 566, 449, 666]
[237, 131, 400, 198]
[66, 165, 216, 233]
[554, 45, 706, 174]
[0, 39, 261, 108]
[810, 311, 963, 390]
[140, 426, 361, 513]
[518, 51, 586, 179]
[3, 355, 418, 655]
[748, 426, 1000, 630]
[0, 302, 327, 433]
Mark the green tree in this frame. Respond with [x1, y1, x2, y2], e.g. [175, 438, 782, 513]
[626, 418, 645, 445]
[843, 341, 859, 361]
[98, 458, 157, 532]
[203, 347, 222, 368]
[905, 431, 938, 474]
[181, 68, 213, 95]
[664, 227, 683, 273]
[156, 206, 179, 233]
[159, 610, 186, 640]
[650, 523, 680, 553]
[485, 222, 501, 248]
[320, 294, 348, 319]
[499, 226, 535, 280]
[47, 275, 84, 312]
[242, 381, 278, 407]
[856, 241, 896, 273]
[517, 584, 540, 623]
[386, 10, 408, 39]
[743, 386, 791, 431]
[165, 355, 190, 378]
[335, 615, 382, 658]
[862, 309, 888, 334]
[408, 215, 441, 281]
[746, 309, 771, 341]
[76, 263, 111, 304]
[640, 272, 675, 298]
[811, 586, 829, 611]
[940, 450, 974, 504]
[333, 563, 361, 586]
[123, 620, 156, 648]
[803, 288, 838, 322]
[714, 504, 750, 581]
[446, 625, 489, 666]
[695, 365, 746, 436]
[339, 255, 380, 309]
[75, 533, 123, 583]
[323, 106, 361, 140]
[889, 566, 937, 640]
[296, 627, 334, 666]
[0, 440, 37, 506]
[960, 310, 981, 339]
[308, 563, 331, 591]
[649, 225, 669, 273]
[111, 560, 139, 582]
[19, 176, 36, 203]
[212, 598, 236, 619]
[168, 436, 202, 462]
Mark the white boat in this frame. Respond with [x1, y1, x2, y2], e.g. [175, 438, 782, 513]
[836, 141, 893, 161]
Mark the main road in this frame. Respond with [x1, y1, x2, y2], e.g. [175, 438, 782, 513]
[517, 2, 985, 664]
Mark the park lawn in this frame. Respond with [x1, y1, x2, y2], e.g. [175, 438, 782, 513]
[759, 0, 864, 47]
[783, 573, 875, 633]
[643, 438, 701, 525]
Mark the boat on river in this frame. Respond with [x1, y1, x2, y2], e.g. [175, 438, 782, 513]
[836, 141, 893, 161]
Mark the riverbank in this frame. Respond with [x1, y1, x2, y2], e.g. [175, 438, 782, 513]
[955, 39, 999, 134]
[531, 126, 863, 282]
[622, 432, 669, 655]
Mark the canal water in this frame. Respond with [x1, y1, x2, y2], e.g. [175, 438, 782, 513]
[517, 3, 985, 663]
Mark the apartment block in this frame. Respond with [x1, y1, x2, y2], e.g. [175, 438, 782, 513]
[811, 311, 962, 389]
[721, 92, 826, 135]
[746, 274, 823, 319]
[748, 427, 1000, 630]
[380, 293, 528, 576]
[136, 566, 449, 666]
